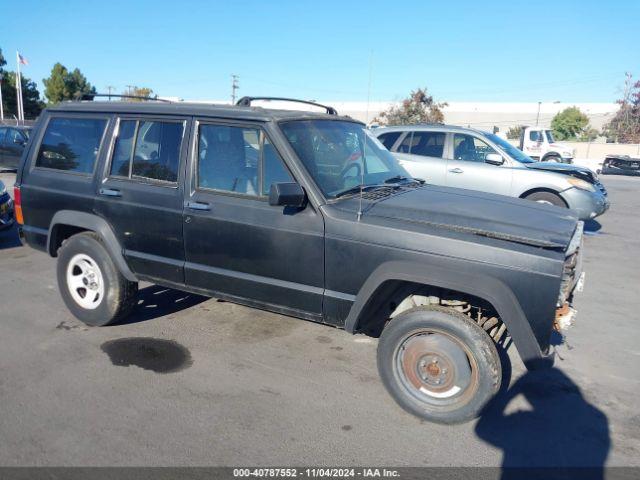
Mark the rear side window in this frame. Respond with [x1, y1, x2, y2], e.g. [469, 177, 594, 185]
[110, 119, 185, 183]
[377, 131, 402, 150]
[36, 117, 107, 174]
[409, 132, 445, 158]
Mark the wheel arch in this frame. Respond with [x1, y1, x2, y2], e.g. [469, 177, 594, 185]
[47, 210, 137, 282]
[519, 187, 568, 207]
[343, 261, 549, 369]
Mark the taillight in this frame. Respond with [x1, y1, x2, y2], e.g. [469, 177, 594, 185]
[13, 186, 24, 225]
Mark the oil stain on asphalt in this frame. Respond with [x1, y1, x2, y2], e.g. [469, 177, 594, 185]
[101, 337, 193, 374]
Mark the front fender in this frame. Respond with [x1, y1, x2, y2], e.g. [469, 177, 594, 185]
[48, 210, 137, 282]
[344, 260, 551, 369]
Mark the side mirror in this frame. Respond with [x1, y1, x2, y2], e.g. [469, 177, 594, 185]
[269, 182, 306, 207]
[485, 153, 505, 165]
[14, 137, 26, 146]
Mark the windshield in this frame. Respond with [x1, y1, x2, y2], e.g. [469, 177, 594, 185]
[545, 130, 556, 143]
[485, 133, 535, 164]
[279, 120, 411, 198]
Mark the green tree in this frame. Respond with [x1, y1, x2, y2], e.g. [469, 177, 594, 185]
[1, 47, 44, 119]
[550, 107, 591, 141]
[43, 63, 96, 104]
[506, 125, 522, 140]
[603, 73, 640, 143]
[374, 88, 446, 125]
[122, 86, 155, 101]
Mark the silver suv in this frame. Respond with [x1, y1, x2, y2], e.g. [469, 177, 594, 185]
[375, 125, 609, 220]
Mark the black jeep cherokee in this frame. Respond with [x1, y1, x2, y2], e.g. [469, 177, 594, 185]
[14, 98, 584, 424]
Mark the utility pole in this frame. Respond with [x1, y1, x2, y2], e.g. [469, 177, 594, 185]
[231, 75, 239, 105]
[125, 85, 135, 98]
[106, 85, 115, 101]
[536, 101, 542, 126]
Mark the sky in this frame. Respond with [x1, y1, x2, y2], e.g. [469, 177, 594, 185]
[2, 0, 639, 104]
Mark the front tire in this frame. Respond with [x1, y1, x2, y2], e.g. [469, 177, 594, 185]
[377, 307, 501, 424]
[524, 191, 567, 208]
[56, 232, 138, 326]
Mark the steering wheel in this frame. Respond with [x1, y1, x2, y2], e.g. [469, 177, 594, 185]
[340, 160, 362, 180]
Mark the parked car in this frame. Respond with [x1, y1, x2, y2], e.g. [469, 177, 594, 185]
[0, 125, 31, 170]
[602, 155, 640, 176]
[375, 124, 609, 220]
[518, 126, 574, 163]
[0, 179, 14, 231]
[15, 98, 585, 424]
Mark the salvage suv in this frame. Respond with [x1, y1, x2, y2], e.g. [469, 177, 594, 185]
[15, 97, 585, 424]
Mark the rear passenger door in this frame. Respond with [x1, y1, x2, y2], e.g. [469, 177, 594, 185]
[95, 116, 189, 284]
[393, 131, 448, 185]
[182, 120, 325, 316]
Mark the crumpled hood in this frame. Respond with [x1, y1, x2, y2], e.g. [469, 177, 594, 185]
[350, 185, 578, 249]
[526, 161, 597, 180]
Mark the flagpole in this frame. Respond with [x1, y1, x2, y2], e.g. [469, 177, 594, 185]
[15, 51, 24, 123]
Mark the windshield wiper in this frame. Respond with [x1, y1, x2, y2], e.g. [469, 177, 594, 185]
[334, 184, 386, 199]
[383, 175, 409, 184]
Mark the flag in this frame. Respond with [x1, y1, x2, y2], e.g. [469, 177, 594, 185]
[18, 53, 28, 66]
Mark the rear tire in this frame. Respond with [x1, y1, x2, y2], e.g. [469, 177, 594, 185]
[524, 191, 567, 208]
[377, 306, 501, 424]
[545, 155, 562, 163]
[56, 232, 138, 326]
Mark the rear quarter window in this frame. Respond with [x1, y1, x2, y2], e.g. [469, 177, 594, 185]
[35, 117, 108, 174]
[377, 131, 402, 150]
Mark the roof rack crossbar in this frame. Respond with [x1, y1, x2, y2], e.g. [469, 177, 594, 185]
[236, 96, 338, 115]
[76, 93, 172, 103]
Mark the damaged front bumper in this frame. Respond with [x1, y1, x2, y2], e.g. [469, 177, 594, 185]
[554, 222, 585, 332]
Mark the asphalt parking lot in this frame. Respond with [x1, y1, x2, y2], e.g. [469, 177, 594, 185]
[1, 170, 639, 468]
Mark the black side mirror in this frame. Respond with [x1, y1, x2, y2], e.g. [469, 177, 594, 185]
[269, 182, 306, 207]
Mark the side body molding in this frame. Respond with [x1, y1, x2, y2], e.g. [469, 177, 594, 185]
[47, 210, 137, 282]
[343, 260, 547, 367]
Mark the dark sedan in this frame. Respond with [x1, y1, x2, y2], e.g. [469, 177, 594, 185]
[0, 126, 31, 170]
[0, 180, 14, 230]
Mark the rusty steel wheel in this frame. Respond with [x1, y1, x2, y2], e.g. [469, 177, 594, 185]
[377, 306, 501, 424]
[395, 330, 479, 408]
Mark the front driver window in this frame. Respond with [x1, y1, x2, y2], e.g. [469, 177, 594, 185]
[452, 134, 497, 163]
[198, 125, 260, 195]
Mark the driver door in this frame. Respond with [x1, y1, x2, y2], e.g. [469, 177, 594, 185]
[445, 133, 513, 196]
[183, 121, 325, 317]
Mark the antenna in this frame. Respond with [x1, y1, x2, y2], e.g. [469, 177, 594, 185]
[357, 51, 373, 222]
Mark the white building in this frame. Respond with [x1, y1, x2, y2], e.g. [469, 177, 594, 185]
[175, 98, 619, 132]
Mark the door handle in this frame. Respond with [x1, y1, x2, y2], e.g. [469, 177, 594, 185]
[448, 168, 464, 174]
[185, 201, 211, 211]
[99, 188, 122, 197]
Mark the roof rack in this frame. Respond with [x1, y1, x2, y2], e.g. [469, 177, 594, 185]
[76, 93, 172, 103]
[236, 96, 338, 115]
